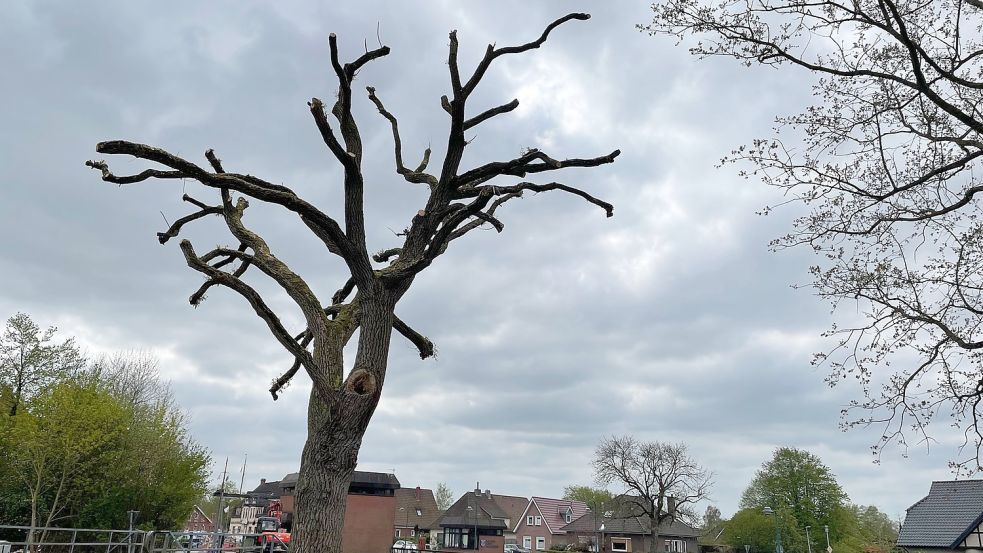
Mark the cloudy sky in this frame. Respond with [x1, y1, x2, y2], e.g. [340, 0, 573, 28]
[0, 0, 964, 521]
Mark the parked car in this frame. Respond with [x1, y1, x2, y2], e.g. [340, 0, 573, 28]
[505, 545, 529, 553]
[394, 540, 419, 550]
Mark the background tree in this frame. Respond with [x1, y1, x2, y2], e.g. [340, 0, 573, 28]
[722, 507, 805, 553]
[593, 436, 713, 552]
[0, 341, 209, 532]
[740, 448, 847, 536]
[644, 0, 983, 471]
[0, 313, 84, 416]
[86, 13, 618, 553]
[701, 505, 724, 537]
[434, 483, 454, 511]
[563, 485, 614, 510]
[9, 379, 128, 543]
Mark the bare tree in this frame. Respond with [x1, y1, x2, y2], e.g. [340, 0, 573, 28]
[645, 0, 983, 472]
[86, 14, 618, 553]
[593, 436, 712, 552]
[435, 482, 454, 511]
[0, 313, 85, 416]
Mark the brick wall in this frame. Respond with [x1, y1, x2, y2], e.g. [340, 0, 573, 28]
[342, 494, 398, 553]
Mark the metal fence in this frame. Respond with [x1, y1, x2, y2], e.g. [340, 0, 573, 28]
[0, 526, 289, 553]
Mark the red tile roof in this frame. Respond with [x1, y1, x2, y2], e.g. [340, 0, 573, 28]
[531, 497, 589, 534]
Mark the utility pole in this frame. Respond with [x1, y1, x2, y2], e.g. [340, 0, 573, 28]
[214, 458, 229, 553]
[239, 454, 247, 494]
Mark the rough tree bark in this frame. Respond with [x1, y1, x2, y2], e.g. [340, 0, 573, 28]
[87, 13, 618, 553]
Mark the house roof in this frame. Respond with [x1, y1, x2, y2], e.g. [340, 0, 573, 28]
[277, 471, 399, 492]
[492, 494, 530, 531]
[898, 480, 983, 548]
[437, 491, 512, 530]
[249, 481, 280, 499]
[561, 512, 699, 538]
[396, 487, 442, 530]
[189, 505, 213, 525]
[529, 497, 589, 534]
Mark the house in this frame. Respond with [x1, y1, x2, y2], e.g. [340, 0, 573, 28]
[395, 486, 442, 540]
[183, 505, 214, 533]
[898, 480, 983, 552]
[514, 497, 589, 551]
[493, 493, 531, 545]
[279, 470, 401, 553]
[436, 488, 516, 553]
[278, 472, 300, 529]
[559, 511, 700, 553]
[229, 477, 282, 534]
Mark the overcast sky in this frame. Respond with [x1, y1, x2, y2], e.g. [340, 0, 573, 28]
[0, 0, 964, 521]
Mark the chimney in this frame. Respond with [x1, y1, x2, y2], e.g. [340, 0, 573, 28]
[667, 496, 677, 515]
[475, 482, 481, 495]
[416, 486, 421, 500]
[260, 478, 266, 485]
[485, 489, 491, 499]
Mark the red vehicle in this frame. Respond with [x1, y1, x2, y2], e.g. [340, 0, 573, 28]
[255, 516, 290, 552]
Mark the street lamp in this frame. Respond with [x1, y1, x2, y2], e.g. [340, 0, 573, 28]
[824, 525, 832, 553]
[762, 508, 783, 553]
[805, 526, 813, 553]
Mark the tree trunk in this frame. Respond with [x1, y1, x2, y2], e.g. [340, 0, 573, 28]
[292, 289, 396, 553]
[650, 514, 660, 553]
[292, 391, 362, 553]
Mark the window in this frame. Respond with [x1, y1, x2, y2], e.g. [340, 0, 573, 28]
[611, 538, 631, 552]
[444, 528, 475, 549]
[534, 516, 542, 526]
[536, 537, 546, 551]
[524, 537, 533, 549]
[417, 509, 423, 516]
[528, 516, 535, 526]
[565, 510, 572, 523]
[665, 540, 686, 552]
[396, 529, 401, 538]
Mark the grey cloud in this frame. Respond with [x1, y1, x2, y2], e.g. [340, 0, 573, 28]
[0, 0, 954, 519]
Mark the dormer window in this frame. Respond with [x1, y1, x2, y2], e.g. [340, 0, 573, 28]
[565, 508, 573, 523]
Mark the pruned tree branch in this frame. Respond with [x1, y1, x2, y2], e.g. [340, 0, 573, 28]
[366, 86, 438, 186]
[464, 99, 520, 130]
[393, 316, 435, 360]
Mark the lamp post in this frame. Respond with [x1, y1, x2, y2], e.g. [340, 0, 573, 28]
[824, 525, 832, 553]
[805, 526, 813, 553]
[762, 507, 782, 553]
[599, 523, 605, 553]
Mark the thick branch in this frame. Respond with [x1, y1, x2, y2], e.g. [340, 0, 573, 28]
[464, 99, 520, 130]
[84, 160, 184, 184]
[88, 140, 368, 282]
[179, 240, 316, 372]
[456, 149, 620, 187]
[393, 316, 435, 360]
[463, 13, 591, 95]
[462, 180, 614, 218]
[157, 195, 223, 244]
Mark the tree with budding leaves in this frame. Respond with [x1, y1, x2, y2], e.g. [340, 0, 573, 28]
[86, 13, 618, 552]
[644, 0, 983, 472]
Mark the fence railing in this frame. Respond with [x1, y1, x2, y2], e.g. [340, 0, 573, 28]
[0, 525, 289, 553]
